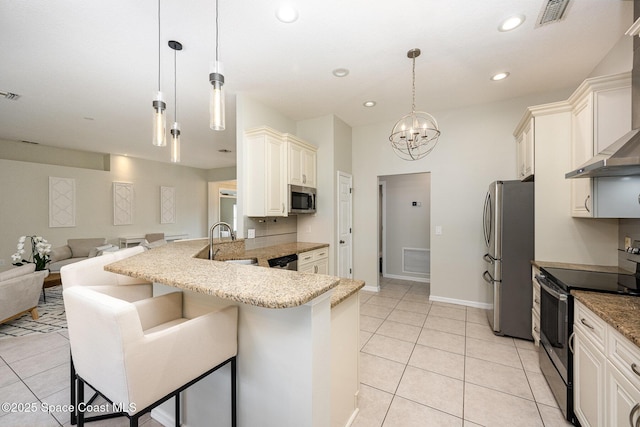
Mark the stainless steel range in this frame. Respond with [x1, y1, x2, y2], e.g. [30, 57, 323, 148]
[536, 267, 640, 425]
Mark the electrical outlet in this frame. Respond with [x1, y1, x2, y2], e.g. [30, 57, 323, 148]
[248, 229, 256, 239]
[0, 259, 5, 266]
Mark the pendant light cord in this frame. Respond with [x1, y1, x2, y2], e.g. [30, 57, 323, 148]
[411, 56, 416, 114]
[157, 0, 161, 92]
[215, 0, 219, 62]
[174, 47, 177, 122]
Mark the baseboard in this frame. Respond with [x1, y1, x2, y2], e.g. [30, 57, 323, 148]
[344, 408, 360, 427]
[362, 285, 379, 292]
[429, 294, 492, 310]
[150, 407, 174, 427]
[382, 273, 430, 284]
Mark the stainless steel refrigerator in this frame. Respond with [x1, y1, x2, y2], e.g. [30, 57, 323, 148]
[482, 180, 534, 340]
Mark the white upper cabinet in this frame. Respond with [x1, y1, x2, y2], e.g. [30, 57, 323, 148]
[568, 73, 632, 217]
[515, 117, 534, 181]
[287, 135, 317, 188]
[244, 127, 288, 217]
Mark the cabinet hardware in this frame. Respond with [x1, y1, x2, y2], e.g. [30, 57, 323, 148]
[629, 402, 640, 427]
[340, 240, 345, 244]
[580, 318, 595, 330]
[534, 326, 539, 333]
[314, 265, 318, 273]
[534, 298, 540, 305]
[584, 195, 590, 213]
[282, 203, 284, 214]
[632, 363, 640, 377]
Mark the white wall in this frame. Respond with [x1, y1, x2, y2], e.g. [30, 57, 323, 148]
[380, 173, 431, 281]
[296, 115, 353, 275]
[352, 89, 572, 305]
[0, 154, 209, 266]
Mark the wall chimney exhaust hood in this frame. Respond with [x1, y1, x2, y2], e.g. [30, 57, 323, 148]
[567, 1, 640, 179]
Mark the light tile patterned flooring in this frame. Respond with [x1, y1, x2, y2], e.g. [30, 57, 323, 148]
[0, 277, 574, 426]
[355, 277, 573, 427]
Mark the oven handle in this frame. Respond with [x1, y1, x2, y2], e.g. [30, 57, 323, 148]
[535, 275, 568, 301]
[569, 331, 575, 354]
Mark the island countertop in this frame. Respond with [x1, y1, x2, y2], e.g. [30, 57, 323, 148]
[105, 239, 362, 309]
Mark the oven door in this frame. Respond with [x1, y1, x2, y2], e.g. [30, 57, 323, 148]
[538, 275, 569, 381]
[537, 274, 571, 419]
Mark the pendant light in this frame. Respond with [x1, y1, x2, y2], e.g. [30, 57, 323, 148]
[152, 0, 166, 147]
[209, 0, 225, 131]
[389, 49, 441, 160]
[169, 40, 182, 163]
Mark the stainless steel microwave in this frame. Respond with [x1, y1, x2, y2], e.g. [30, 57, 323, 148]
[289, 185, 316, 214]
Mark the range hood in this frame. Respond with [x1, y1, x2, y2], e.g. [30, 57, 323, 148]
[566, 1, 640, 179]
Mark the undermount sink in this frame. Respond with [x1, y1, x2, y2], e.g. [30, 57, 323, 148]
[224, 259, 258, 266]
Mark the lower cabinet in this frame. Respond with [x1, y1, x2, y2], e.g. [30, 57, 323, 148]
[531, 266, 541, 346]
[298, 247, 328, 274]
[574, 327, 606, 427]
[574, 300, 640, 427]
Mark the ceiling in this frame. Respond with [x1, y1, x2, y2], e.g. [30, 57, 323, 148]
[0, 0, 633, 169]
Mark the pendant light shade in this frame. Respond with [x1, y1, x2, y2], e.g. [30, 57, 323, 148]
[169, 40, 182, 163]
[152, 0, 166, 147]
[152, 91, 167, 147]
[170, 122, 181, 163]
[209, 0, 225, 131]
[389, 49, 441, 160]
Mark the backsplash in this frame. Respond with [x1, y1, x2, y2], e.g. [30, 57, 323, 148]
[244, 216, 297, 250]
[619, 219, 640, 272]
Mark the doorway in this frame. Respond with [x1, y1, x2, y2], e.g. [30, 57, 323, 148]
[378, 173, 431, 284]
[208, 180, 237, 237]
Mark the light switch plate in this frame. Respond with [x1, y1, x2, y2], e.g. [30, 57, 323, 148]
[435, 226, 442, 235]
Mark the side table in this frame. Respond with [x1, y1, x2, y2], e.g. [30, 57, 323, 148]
[42, 272, 62, 303]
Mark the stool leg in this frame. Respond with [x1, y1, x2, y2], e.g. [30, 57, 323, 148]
[70, 353, 77, 425]
[77, 377, 84, 427]
[231, 357, 237, 427]
[175, 392, 180, 427]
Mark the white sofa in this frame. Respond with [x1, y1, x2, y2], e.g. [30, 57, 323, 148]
[0, 264, 48, 324]
[49, 238, 118, 272]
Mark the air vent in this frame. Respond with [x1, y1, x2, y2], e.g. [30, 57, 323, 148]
[0, 91, 21, 100]
[536, 0, 570, 27]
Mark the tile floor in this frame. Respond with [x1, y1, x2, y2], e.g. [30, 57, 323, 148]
[0, 277, 574, 426]
[354, 277, 573, 427]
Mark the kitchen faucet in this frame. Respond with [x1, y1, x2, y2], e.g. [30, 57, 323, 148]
[209, 222, 236, 260]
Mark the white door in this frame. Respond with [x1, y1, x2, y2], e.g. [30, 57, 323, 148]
[337, 172, 353, 278]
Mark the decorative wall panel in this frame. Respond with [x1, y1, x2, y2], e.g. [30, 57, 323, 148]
[113, 182, 134, 225]
[49, 177, 76, 227]
[160, 186, 176, 224]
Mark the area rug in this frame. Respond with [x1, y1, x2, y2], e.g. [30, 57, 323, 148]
[0, 285, 67, 339]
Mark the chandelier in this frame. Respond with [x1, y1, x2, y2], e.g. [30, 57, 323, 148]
[389, 49, 441, 160]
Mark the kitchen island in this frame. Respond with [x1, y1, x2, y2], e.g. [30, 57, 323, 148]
[105, 239, 363, 427]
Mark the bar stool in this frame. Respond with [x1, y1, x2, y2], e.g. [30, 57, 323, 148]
[64, 286, 238, 427]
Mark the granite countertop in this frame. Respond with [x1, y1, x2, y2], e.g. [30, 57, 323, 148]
[532, 260, 633, 274]
[572, 290, 640, 348]
[105, 239, 364, 309]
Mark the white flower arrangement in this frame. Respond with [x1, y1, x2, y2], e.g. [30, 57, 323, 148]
[11, 235, 52, 271]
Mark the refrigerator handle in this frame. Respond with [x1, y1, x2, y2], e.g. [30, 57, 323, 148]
[483, 253, 496, 264]
[482, 270, 498, 284]
[483, 192, 491, 246]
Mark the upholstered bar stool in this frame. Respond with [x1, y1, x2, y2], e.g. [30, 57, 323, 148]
[61, 245, 153, 424]
[64, 286, 238, 427]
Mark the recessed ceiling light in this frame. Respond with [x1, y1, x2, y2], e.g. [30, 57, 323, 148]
[275, 6, 299, 23]
[491, 72, 510, 81]
[363, 101, 376, 107]
[498, 15, 525, 32]
[332, 68, 349, 78]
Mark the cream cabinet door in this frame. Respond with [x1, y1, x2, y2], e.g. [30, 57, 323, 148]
[573, 328, 606, 427]
[607, 361, 640, 427]
[264, 135, 287, 216]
